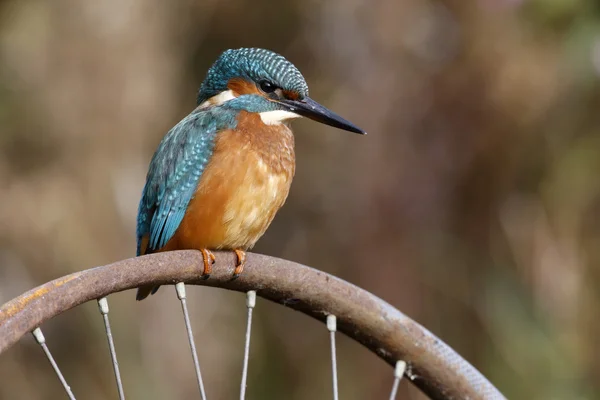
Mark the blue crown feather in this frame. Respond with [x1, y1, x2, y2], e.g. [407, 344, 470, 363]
[197, 48, 309, 105]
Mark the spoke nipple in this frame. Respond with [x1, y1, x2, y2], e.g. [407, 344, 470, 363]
[98, 297, 109, 314]
[327, 314, 337, 332]
[394, 360, 407, 378]
[175, 282, 187, 300]
[246, 290, 257, 308]
[32, 327, 46, 344]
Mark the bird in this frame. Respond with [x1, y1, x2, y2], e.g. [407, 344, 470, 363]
[135, 48, 365, 300]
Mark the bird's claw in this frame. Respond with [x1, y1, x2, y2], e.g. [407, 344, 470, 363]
[200, 248, 215, 279]
[232, 249, 246, 280]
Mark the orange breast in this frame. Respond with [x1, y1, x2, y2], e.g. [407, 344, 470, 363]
[161, 111, 295, 252]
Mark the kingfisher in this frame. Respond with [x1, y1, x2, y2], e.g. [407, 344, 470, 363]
[135, 48, 365, 300]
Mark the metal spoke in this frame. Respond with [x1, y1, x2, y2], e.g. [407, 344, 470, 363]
[388, 361, 407, 400]
[32, 328, 76, 400]
[98, 297, 125, 400]
[175, 282, 208, 400]
[327, 314, 339, 400]
[239, 290, 256, 400]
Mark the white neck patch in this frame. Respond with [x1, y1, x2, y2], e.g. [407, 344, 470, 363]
[259, 110, 302, 125]
[198, 90, 236, 108]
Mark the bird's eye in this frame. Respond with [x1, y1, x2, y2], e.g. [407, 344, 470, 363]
[259, 80, 276, 93]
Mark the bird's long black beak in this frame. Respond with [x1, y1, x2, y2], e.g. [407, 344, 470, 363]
[280, 97, 366, 134]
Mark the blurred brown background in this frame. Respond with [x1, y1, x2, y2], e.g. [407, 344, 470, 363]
[0, 0, 599, 399]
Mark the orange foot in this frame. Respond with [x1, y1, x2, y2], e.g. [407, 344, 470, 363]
[200, 248, 216, 280]
[232, 249, 246, 280]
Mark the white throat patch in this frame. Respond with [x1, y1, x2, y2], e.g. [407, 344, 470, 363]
[199, 90, 236, 108]
[259, 110, 302, 125]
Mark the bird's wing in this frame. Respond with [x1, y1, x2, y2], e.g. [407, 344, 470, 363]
[136, 109, 223, 255]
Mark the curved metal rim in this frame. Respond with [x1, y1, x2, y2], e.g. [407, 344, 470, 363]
[0, 250, 505, 400]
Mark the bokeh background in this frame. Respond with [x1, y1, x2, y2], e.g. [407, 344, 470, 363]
[0, 0, 599, 399]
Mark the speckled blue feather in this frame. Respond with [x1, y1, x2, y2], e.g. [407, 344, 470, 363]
[137, 107, 234, 255]
[197, 48, 308, 105]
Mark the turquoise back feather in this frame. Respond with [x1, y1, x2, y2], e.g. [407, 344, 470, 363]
[137, 107, 234, 254]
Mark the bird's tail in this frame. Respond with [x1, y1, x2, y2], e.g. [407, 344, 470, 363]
[136, 285, 160, 301]
[136, 234, 161, 300]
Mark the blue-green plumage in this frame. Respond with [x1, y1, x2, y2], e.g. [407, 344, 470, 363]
[197, 48, 308, 105]
[137, 107, 232, 255]
[137, 110, 215, 256]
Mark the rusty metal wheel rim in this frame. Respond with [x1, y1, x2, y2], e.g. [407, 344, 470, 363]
[0, 250, 505, 399]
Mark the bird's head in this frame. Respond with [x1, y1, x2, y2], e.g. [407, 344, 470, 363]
[197, 48, 365, 134]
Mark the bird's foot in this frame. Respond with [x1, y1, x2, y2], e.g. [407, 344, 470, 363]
[232, 249, 246, 280]
[200, 248, 216, 280]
